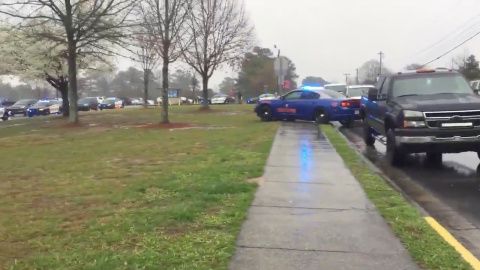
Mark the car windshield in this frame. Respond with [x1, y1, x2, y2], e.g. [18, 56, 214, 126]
[392, 73, 473, 97]
[214, 95, 226, 98]
[324, 85, 347, 93]
[15, 100, 33, 105]
[347, 87, 369, 97]
[106, 99, 116, 104]
[320, 89, 346, 98]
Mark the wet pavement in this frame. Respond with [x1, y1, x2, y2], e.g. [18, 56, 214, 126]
[339, 122, 480, 258]
[230, 122, 418, 270]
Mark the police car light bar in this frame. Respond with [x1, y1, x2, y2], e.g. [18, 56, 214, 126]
[301, 86, 324, 90]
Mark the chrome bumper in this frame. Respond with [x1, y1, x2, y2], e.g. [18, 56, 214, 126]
[396, 135, 480, 144]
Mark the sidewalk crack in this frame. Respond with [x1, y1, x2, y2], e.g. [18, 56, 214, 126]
[236, 245, 385, 255]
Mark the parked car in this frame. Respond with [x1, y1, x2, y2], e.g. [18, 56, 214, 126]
[324, 83, 348, 95]
[0, 98, 16, 107]
[106, 97, 125, 108]
[211, 94, 235, 104]
[156, 97, 171, 106]
[119, 97, 133, 106]
[77, 97, 99, 111]
[254, 88, 361, 126]
[5, 99, 37, 116]
[99, 99, 117, 110]
[27, 99, 62, 117]
[361, 68, 480, 166]
[471, 80, 480, 94]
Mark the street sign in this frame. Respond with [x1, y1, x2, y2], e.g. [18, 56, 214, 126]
[283, 80, 291, 89]
[274, 56, 288, 73]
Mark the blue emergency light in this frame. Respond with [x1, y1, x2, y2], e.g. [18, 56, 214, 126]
[301, 85, 324, 90]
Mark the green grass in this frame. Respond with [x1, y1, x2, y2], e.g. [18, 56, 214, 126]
[321, 124, 472, 270]
[0, 105, 278, 270]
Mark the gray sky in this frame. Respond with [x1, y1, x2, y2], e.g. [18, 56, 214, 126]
[76, 0, 480, 89]
[7, 0, 480, 90]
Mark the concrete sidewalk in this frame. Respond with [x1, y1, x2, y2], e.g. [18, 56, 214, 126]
[229, 122, 419, 270]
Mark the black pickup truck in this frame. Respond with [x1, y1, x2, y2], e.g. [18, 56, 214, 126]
[361, 68, 480, 166]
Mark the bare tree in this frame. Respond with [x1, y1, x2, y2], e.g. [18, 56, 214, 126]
[138, 0, 192, 123]
[183, 0, 253, 109]
[0, 0, 138, 123]
[132, 31, 161, 108]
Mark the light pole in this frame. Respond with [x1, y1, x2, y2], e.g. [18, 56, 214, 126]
[343, 73, 350, 84]
[274, 45, 281, 94]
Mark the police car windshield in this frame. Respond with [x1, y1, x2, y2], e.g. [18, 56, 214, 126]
[392, 73, 473, 98]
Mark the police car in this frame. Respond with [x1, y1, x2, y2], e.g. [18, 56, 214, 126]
[254, 86, 361, 127]
[27, 99, 62, 117]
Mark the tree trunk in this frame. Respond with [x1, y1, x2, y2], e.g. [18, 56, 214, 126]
[67, 42, 79, 123]
[202, 75, 209, 109]
[60, 84, 69, 117]
[144, 70, 149, 109]
[161, 58, 169, 123]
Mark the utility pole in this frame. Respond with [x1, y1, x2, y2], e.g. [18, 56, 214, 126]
[378, 51, 384, 75]
[274, 45, 281, 95]
[356, 68, 359, 84]
[343, 73, 350, 84]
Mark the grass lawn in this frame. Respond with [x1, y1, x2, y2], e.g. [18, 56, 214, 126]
[0, 105, 278, 270]
[321, 124, 472, 270]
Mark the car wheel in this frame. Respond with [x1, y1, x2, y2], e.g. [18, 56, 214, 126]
[339, 119, 352, 128]
[426, 152, 442, 165]
[259, 105, 273, 122]
[386, 129, 405, 166]
[363, 121, 375, 146]
[28, 114, 33, 118]
[314, 108, 329, 124]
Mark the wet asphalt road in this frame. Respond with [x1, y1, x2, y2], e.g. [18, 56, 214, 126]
[339, 122, 480, 257]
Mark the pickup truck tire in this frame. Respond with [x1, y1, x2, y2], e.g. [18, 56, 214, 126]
[426, 152, 442, 165]
[258, 105, 273, 122]
[386, 129, 405, 166]
[314, 108, 329, 124]
[363, 121, 375, 146]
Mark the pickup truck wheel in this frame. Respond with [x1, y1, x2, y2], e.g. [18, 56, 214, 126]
[426, 152, 442, 165]
[314, 109, 329, 124]
[363, 121, 375, 146]
[258, 106, 273, 122]
[386, 129, 405, 166]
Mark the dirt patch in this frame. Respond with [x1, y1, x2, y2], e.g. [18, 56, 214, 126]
[138, 123, 194, 130]
[193, 108, 226, 114]
[57, 123, 88, 129]
[246, 177, 264, 186]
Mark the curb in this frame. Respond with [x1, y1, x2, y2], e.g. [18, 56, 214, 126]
[327, 122, 430, 217]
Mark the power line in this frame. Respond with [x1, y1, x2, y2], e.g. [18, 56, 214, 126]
[408, 11, 480, 60]
[422, 30, 480, 67]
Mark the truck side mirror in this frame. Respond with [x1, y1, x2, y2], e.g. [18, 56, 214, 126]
[368, 88, 379, 101]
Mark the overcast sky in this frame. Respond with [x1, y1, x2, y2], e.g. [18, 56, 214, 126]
[8, 0, 480, 90]
[146, 0, 480, 88]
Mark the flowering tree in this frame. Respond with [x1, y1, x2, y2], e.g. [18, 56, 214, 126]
[0, 27, 113, 116]
[0, 0, 138, 123]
